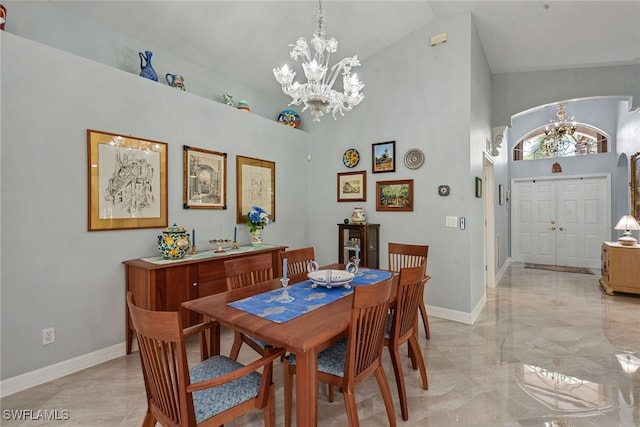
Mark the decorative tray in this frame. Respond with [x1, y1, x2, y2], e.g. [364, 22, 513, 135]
[308, 269, 355, 289]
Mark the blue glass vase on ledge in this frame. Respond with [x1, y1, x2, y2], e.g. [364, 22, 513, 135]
[139, 50, 158, 82]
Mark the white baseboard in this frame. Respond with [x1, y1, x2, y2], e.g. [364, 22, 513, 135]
[0, 342, 126, 398]
[427, 293, 486, 325]
[495, 257, 511, 284]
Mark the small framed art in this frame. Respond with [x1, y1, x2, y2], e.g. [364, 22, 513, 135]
[87, 129, 168, 231]
[376, 179, 413, 211]
[183, 146, 227, 209]
[337, 170, 366, 202]
[372, 141, 396, 173]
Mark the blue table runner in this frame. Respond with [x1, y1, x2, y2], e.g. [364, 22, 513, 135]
[227, 268, 392, 323]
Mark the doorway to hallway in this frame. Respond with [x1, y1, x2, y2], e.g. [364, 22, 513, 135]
[511, 175, 610, 269]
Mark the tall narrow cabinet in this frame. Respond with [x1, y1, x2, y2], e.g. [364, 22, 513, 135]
[338, 223, 380, 268]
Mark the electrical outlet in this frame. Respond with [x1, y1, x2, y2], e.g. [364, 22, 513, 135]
[43, 327, 55, 345]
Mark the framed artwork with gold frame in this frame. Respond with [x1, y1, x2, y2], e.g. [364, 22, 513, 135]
[236, 155, 276, 224]
[87, 129, 168, 231]
[183, 146, 227, 209]
[632, 151, 640, 220]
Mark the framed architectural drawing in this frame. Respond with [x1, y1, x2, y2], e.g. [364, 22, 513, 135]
[183, 146, 227, 209]
[87, 129, 168, 231]
[236, 155, 276, 224]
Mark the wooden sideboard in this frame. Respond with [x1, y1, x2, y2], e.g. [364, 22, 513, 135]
[123, 244, 286, 354]
[599, 241, 640, 296]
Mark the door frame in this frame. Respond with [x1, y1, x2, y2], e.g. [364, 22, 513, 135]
[484, 153, 496, 288]
[511, 173, 611, 267]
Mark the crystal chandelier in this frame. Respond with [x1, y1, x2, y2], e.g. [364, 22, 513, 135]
[273, 0, 364, 122]
[541, 104, 578, 153]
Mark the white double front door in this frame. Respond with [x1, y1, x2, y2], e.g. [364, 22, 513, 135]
[512, 176, 610, 269]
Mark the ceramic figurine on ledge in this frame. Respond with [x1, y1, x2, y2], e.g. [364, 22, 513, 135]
[222, 93, 235, 107]
[237, 100, 251, 112]
[166, 74, 186, 91]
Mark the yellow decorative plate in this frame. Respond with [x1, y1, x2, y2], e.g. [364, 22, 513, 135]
[343, 148, 360, 168]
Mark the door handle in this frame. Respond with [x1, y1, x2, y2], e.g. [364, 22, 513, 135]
[550, 227, 556, 231]
[559, 227, 565, 231]
[550, 221, 556, 224]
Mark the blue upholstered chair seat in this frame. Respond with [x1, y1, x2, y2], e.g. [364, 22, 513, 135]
[288, 338, 347, 377]
[190, 355, 263, 423]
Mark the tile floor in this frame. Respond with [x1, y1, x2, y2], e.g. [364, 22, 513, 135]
[2, 262, 639, 426]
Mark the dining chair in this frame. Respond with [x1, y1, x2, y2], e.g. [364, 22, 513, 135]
[224, 253, 277, 360]
[279, 246, 315, 284]
[388, 242, 430, 339]
[283, 277, 397, 427]
[126, 292, 284, 427]
[224, 252, 275, 290]
[384, 264, 430, 421]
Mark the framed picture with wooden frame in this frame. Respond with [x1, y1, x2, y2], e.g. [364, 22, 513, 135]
[183, 146, 227, 209]
[87, 129, 168, 231]
[372, 141, 396, 173]
[236, 155, 276, 224]
[376, 179, 413, 211]
[337, 170, 367, 202]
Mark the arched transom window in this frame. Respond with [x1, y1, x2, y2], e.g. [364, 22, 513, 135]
[513, 124, 609, 161]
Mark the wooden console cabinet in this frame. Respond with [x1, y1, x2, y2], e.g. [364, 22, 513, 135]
[599, 241, 640, 296]
[123, 245, 286, 354]
[338, 223, 380, 268]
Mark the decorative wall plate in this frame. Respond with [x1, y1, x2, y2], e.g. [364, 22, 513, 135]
[404, 148, 424, 169]
[343, 148, 360, 168]
[277, 109, 301, 128]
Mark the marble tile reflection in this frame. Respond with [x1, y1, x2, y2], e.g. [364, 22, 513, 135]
[1, 262, 639, 426]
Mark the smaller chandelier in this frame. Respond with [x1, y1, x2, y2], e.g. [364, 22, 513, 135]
[541, 104, 578, 153]
[273, 0, 364, 122]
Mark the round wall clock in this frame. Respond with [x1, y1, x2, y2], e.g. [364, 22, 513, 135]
[343, 148, 360, 168]
[438, 185, 450, 196]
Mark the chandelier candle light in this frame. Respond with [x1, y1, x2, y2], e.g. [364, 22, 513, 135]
[273, 0, 364, 122]
[542, 104, 578, 153]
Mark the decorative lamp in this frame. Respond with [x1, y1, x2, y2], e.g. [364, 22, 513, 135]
[273, 0, 364, 122]
[614, 215, 640, 246]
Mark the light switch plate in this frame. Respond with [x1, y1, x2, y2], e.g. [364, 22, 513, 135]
[445, 216, 458, 228]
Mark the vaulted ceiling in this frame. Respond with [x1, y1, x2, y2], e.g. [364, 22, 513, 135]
[52, 1, 640, 98]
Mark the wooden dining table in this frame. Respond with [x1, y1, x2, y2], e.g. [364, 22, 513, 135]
[182, 263, 397, 426]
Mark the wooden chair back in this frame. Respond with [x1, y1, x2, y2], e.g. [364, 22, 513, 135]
[224, 253, 274, 291]
[280, 247, 315, 283]
[388, 242, 429, 272]
[385, 264, 430, 420]
[391, 264, 427, 342]
[126, 292, 196, 427]
[127, 292, 280, 426]
[344, 276, 394, 387]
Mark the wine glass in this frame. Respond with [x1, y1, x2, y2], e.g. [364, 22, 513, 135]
[276, 277, 295, 303]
